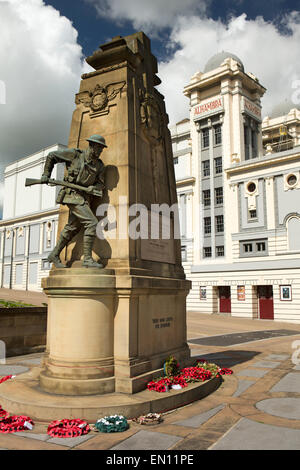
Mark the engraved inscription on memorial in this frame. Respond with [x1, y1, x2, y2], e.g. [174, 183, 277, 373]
[141, 239, 175, 264]
[152, 317, 174, 329]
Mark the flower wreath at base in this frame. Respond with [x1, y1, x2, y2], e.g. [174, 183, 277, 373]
[47, 419, 90, 438]
[0, 413, 34, 434]
[94, 415, 129, 433]
[0, 406, 9, 420]
[195, 359, 234, 376]
[132, 413, 162, 425]
[0, 375, 15, 384]
[147, 357, 233, 392]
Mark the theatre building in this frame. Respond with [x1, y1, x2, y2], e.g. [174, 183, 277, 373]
[171, 52, 300, 323]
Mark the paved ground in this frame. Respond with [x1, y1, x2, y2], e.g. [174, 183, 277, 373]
[1, 307, 300, 451]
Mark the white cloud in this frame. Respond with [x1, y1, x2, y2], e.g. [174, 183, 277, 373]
[87, 1, 300, 125]
[87, 0, 210, 31]
[157, 13, 300, 124]
[0, 0, 86, 215]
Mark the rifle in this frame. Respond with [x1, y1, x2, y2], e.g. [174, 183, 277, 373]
[25, 178, 103, 197]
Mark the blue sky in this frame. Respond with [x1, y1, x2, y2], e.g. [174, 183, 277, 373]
[0, 0, 299, 217]
[43, 0, 300, 60]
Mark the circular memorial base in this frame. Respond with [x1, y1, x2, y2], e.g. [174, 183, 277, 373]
[0, 368, 221, 422]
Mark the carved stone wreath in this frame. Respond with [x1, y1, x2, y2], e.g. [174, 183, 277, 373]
[76, 81, 126, 113]
[91, 85, 108, 112]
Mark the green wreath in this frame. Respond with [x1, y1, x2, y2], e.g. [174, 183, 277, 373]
[94, 415, 129, 433]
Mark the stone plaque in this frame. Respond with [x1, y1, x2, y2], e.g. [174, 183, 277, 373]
[140, 211, 176, 264]
[141, 238, 175, 264]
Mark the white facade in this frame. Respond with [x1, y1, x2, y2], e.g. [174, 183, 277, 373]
[171, 53, 300, 323]
[0, 144, 66, 291]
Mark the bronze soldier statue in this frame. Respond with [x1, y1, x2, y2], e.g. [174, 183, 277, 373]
[40, 134, 107, 269]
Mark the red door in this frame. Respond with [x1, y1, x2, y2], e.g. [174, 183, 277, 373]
[258, 286, 274, 320]
[219, 286, 231, 313]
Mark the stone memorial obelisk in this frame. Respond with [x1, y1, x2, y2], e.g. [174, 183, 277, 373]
[40, 32, 191, 396]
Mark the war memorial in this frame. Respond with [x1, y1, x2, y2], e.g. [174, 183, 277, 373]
[0, 32, 220, 422]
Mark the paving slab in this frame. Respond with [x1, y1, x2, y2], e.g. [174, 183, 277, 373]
[233, 379, 256, 397]
[256, 398, 300, 420]
[210, 418, 300, 450]
[173, 436, 215, 451]
[189, 349, 210, 357]
[293, 365, 300, 370]
[18, 357, 42, 365]
[111, 430, 183, 450]
[0, 365, 29, 375]
[173, 404, 225, 428]
[0, 433, 66, 450]
[270, 373, 300, 393]
[47, 433, 95, 448]
[251, 360, 280, 369]
[237, 368, 269, 378]
[265, 354, 289, 361]
[15, 432, 50, 442]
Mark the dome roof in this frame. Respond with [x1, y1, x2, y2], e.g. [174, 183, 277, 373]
[268, 100, 298, 119]
[204, 51, 244, 73]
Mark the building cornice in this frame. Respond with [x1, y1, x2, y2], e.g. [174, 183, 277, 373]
[191, 257, 300, 273]
[176, 177, 196, 187]
[173, 148, 192, 158]
[4, 144, 67, 177]
[225, 150, 300, 175]
[0, 208, 59, 228]
[5, 155, 49, 177]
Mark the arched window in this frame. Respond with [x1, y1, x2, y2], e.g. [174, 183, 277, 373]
[287, 216, 300, 251]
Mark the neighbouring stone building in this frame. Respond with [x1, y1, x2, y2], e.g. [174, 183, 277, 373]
[170, 52, 300, 323]
[0, 144, 66, 291]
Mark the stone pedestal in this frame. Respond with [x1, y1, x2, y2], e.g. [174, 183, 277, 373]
[40, 269, 116, 395]
[40, 32, 191, 396]
[41, 268, 190, 395]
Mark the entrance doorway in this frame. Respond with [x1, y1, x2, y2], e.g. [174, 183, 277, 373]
[218, 286, 231, 313]
[257, 285, 274, 320]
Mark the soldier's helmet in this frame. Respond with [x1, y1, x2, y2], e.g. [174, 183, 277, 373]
[86, 134, 107, 147]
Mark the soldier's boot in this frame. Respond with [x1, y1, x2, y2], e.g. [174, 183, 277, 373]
[82, 235, 104, 268]
[47, 235, 69, 268]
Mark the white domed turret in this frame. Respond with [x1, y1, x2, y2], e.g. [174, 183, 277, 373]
[204, 51, 244, 73]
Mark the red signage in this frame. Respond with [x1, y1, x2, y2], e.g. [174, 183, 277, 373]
[243, 98, 261, 119]
[194, 98, 223, 117]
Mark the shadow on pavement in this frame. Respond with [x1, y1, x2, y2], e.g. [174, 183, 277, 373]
[191, 350, 260, 368]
